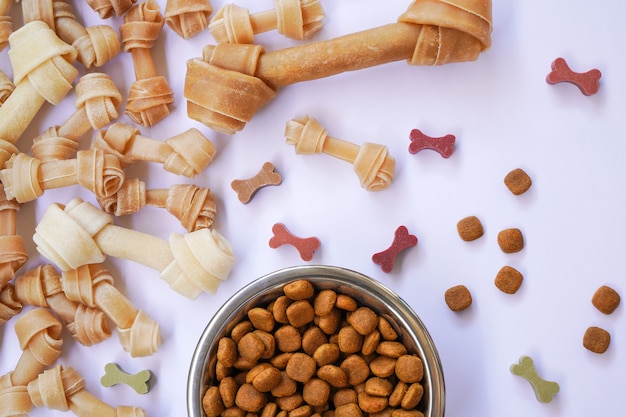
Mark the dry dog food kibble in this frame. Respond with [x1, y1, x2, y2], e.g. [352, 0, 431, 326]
[591, 285, 620, 315]
[494, 266, 524, 294]
[456, 216, 484, 241]
[497, 228, 524, 253]
[504, 168, 532, 195]
[583, 326, 611, 354]
[202, 279, 426, 417]
[444, 285, 472, 311]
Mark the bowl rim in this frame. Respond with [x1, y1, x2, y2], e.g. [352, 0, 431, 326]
[187, 264, 445, 417]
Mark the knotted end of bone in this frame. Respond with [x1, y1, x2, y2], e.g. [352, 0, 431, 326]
[67, 303, 112, 346]
[0, 70, 14, 104]
[75, 73, 123, 129]
[0, 285, 23, 325]
[14, 309, 63, 378]
[120, 0, 165, 50]
[76, 149, 125, 198]
[165, 0, 212, 39]
[125, 76, 174, 127]
[284, 115, 327, 154]
[0, 139, 19, 167]
[117, 309, 161, 357]
[0, 153, 44, 203]
[209, 4, 254, 44]
[86, 0, 136, 18]
[31, 127, 80, 161]
[0, 385, 33, 416]
[354, 142, 395, 191]
[99, 177, 147, 216]
[166, 184, 216, 231]
[92, 123, 139, 166]
[0, 16, 11, 50]
[61, 263, 114, 307]
[163, 128, 216, 177]
[276, 0, 325, 40]
[27, 364, 85, 410]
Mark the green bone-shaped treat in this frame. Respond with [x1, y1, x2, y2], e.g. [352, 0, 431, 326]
[510, 356, 560, 403]
[101, 363, 153, 394]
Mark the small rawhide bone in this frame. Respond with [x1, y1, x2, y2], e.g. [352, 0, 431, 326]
[231, 161, 282, 203]
[31, 73, 123, 161]
[185, 0, 492, 134]
[164, 0, 212, 39]
[372, 225, 418, 273]
[14, 265, 112, 346]
[285, 115, 395, 191]
[0, 0, 14, 50]
[62, 264, 161, 357]
[101, 363, 153, 394]
[0, 149, 125, 203]
[21, 0, 120, 68]
[511, 356, 560, 403]
[0, 284, 22, 325]
[85, 0, 136, 18]
[208, 0, 324, 44]
[0, 182, 28, 288]
[409, 128, 456, 158]
[546, 57, 601, 96]
[34, 198, 235, 300]
[120, 0, 174, 126]
[0, 69, 14, 105]
[91, 122, 216, 177]
[269, 223, 319, 261]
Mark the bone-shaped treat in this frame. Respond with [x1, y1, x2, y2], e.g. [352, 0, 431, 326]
[120, 0, 174, 126]
[510, 356, 560, 403]
[209, 0, 324, 44]
[0, 284, 22, 325]
[269, 223, 320, 261]
[164, 0, 212, 39]
[86, 0, 136, 18]
[34, 198, 235, 300]
[0, 0, 14, 50]
[101, 363, 153, 394]
[0, 149, 125, 203]
[0, 182, 28, 288]
[231, 161, 282, 204]
[0, 69, 14, 105]
[372, 226, 418, 273]
[285, 115, 395, 191]
[408, 129, 456, 158]
[185, 0, 492, 134]
[546, 57, 601, 96]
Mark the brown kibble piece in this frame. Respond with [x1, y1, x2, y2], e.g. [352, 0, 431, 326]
[290, 404, 313, 417]
[494, 266, 523, 294]
[284, 279, 315, 300]
[249, 307, 276, 332]
[369, 356, 397, 378]
[286, 352, 317, 382]
[361, 330, 381, 356]
[364, 377, 393, 397]
[271, 352, 294, 369]
[377, 317, 398, 341]
[334, 389, 358, 407]
[456, 216, 484, 241]
[303, 378, 331, 407]
[271, 371, 298, 398]
[497, 228, 524, 253]
[203, 386, 225, 416]
[219, 377, 238, 408]
[357, 392, 388, 413]
[313, 343, 341, 366]
[335, 403, 362, 417]
[400, 384, 423, 409]
[376, 341, 407, 358]
[444, 285, 472, 311]
[392, 411, 424, 417]
[336, 294, 357, 311]
[235, 383, 267, 412]
[583, 326, 611, 354]
[239, 332, 266, 362]
[340, 355, 370, 385]
[231, 321, 254, 343]
[251, 365, 283, 392]
[592, 285, 620, 315]
[302, 326, 328, 356]
[275, 392, 304, 411]
[395, 355, 423, 383]
[338, 326, 364, 353]
[314, 289, 337, 316]
[317, 364, 348, 388]
[222, 407, 247, 417]
[254, 330, 276, 359]
[287, 300, 316, 328]
[388, 382, 408, 407]
[504, 168, 532, 195]
[275, 325, 302, 352]
[347, 307, 378, 336]
[218, 337, 238, 367]
[317, 308, 342, 335]
[273, 295, 292, 324]
[261, 402, 279, 417]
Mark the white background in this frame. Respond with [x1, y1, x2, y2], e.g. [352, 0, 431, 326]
[1, 1, 625, 416]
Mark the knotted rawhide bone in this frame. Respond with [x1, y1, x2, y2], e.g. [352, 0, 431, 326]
[285, 115, 395, 191]
[86, 0, 136, 19]
[34, 198, 235, 299]
[0, 182, 28, 288]
[32, 73, 123, 161]
[62, 264, 161, 357]
[27, 364, 148, 416]
[164, 0, 212, 39]
[0, 149, 125, 203]
[98, 178, 217, 232]
[0, 0, 13, 50]
[120, 0, 174, 126]
[0, 69, 14, 105]
[0, 284, 22, 325]
[185, 0, 492, 134]
[21, 0, 120, 68]
[208, 0, 325, 44]
[91, 122, 216, 177]
[0, 21, 78, 167]
[14, 264, 112, 346]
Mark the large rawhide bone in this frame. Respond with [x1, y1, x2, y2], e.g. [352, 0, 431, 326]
[285, 115, 395, 191]
[32, 73, 123, 161]
[0, 69, 14, 105]
[14, 265, 112, 346]
[185, 0, 492, 134]
[120, 0, 174, 126]
[0, 0, 13, 50]
[0, 284, 22, 325]
[98, 178, 217, 232]
[0, 149, 125, 203]
[0, 21, 78, 167]
[165, 0, 212, 39]
[91, 122, 216, 177]
[27, 364, 147, 416]
[86, 0, 136, 19]
[0, 182, 28, 288]
[209, 0, 324, 44]
[62, 264, 161, 357]
[34, 198, 235, 299]
[21, 0, 120, 68]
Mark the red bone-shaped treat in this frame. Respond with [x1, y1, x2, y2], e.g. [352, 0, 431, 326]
[408, 129, 455, 158]
[546, 57, 601, 96]
[372, 226, 418, 273]
[269, 223, 320, 261]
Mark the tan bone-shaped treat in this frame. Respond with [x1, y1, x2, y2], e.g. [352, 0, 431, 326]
[14, 265, 112, 346]
[209, 0, 324, 44]
[0, 149, 125, 203]
[86, 0, 136, 19]
[0, 182, 28, 287]
[91, 122, 216, 177]
[34, 198, 235, 299]
[165, 0, 212, 39]
[0, 284, 22, 325]
[285, 115, 395, 191]
[120, 0, 174, 126]
[62, 264, 161, 357]
[98, 178, 217, 232]
[0, 69, 14, 105]
[0, 0, 13, 50]
[185, 0, 492, 134]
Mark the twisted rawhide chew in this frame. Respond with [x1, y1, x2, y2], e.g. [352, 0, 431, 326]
[0, 69, 14, 105]
[0, 21, 78, 167]
[98, 178, 217, 232]
[14, 265, 112, 346]
[185, 0, 492, 134]
[120, 0, 174, 126]
[164, 0, 212, 39]
[91, 122, 216, 177]
[208, 0, 324, 44]
[0, 284, 22, 325]
[27, 364, 147, 416]
[21, 0, 120, 68]
[0, 0, 13, 50]
[0, 149, 125, 203]
[86, 0, 136, 19]
[32, 73, 123, 161]
[34, 198, 235, 299]
[62, 264, 161, 357]
[285, 115, 395, 191]
[0, 182, 28, 288]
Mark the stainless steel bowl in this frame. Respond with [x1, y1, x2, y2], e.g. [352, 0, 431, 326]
[188, 265, 445, 417]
